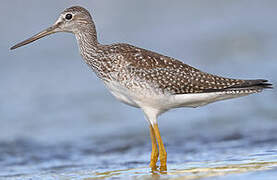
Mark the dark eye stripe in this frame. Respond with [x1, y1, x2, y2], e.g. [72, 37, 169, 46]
[65, 13, 72, 20]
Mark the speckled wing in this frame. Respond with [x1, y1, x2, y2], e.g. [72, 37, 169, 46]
[116, 43, 271, 95]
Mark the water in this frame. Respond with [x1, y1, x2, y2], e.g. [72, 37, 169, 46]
[1, 131, 277, 179]
[1, 1, 277, 179]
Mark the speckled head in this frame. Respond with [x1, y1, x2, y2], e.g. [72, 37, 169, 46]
[59, 6, 94, 33]
[10, 6, 96, 50]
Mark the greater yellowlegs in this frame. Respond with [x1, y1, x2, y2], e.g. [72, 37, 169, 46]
[11, 6, 272, 171]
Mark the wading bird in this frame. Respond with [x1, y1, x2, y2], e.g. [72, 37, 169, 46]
[11, 6, 272, 171]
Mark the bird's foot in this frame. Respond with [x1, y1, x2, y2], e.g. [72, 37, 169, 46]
[159, 165, 167, 172]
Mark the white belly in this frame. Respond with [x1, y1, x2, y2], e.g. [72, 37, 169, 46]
[103, 80, 255, 114]
[104, 81, 140, 108]
[103, 80, 171, 110]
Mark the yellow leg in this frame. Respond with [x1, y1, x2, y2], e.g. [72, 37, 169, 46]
[153, 123, 167, 171]
[149, 125, 159, 169]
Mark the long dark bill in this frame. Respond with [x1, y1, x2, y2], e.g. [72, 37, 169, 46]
[10, 24, 59, 50]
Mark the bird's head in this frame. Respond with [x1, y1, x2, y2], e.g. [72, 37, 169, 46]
[11, 6, 95, 50]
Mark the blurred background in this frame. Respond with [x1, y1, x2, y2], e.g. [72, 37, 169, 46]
[0, 0, 276, 179]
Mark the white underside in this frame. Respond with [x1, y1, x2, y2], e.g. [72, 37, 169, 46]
[104, 80, 254, 125]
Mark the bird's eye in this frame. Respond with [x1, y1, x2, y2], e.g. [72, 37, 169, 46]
[65, 13, 73, 20]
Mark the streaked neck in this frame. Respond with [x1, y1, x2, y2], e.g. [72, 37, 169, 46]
[75, 23, 101, 64]
[75, 24, 108, 79]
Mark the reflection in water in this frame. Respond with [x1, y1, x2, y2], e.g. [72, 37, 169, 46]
[3, 159, 276, 179]
[82, 161, 277, 179]
[21, 161, 277, 180]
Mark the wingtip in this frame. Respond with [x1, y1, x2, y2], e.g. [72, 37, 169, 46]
[258, 80, 273, 89]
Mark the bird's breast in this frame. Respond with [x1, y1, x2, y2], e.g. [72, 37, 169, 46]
[103, 80, 140, 108]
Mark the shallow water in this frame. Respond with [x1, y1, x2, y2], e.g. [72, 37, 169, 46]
[1, 130, 277, 179]
[1, 1, 277, 179]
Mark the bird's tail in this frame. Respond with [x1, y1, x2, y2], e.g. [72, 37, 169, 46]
[224, 79, 273, 93]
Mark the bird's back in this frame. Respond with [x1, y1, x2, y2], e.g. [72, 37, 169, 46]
[99, 43, 271, 95]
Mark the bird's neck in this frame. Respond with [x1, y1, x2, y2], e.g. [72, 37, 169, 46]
[75, 25, 103, 74]
[75, 23, 98, 54]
